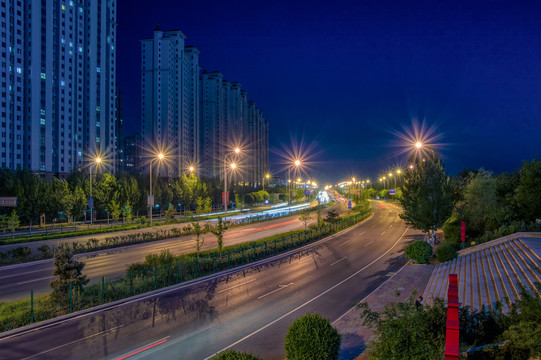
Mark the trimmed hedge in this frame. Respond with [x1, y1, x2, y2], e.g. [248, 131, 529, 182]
[405, 240, 433, 264]
[284, 313, 341, 360]
[212, 350, 261, 360]
[436, 242, 458, 263]
[0, 204, 333, 266]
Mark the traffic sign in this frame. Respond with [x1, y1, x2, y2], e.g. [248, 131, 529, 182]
[390, 189, 396, 195]
[0, 197, 17, 207]
[222, 192, 229, 205]
[348, 200, 352, 209]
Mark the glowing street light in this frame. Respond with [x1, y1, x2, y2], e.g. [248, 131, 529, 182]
[149, 152, 166, 226]
[288, 160, 302, 212]
[224, 149, 241, 221]
[189, 166, 195, 173]
[88, 156, 103, 225]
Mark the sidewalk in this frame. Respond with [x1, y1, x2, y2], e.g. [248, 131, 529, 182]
[334, 264, 434, 360]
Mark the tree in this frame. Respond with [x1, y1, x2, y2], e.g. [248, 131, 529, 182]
[93, 173, 118, 216]
[6, 210, 20, 237]
[514, 158, 541, 222]
[458, 170, 505, 238]
[49, 244, 89, 308]
[503, 285, 541, 357]
[235, 193, 242, 209]
[400, 151, 454, 242]
[195, 197, 204, 215]
[284, 313, 341, 360]
[211, 217, 229, 254]
[358, 294, 446, 360]
[123, 202, 133, 223]
[164, 204, 176, 220]
[298, 210, 312, 231]
[0, 214, 7, 235]
[204, 196, 212, 214]
[48, 178, 73, 227]
[192, 222, 205, 258]
[324, 209, 340, 224]
[317, 209, 323, 227]
[70, 186, 87, 224]
[108, 199, 121, 221]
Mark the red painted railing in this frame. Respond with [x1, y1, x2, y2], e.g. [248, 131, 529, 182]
[445, 273, 460, 360]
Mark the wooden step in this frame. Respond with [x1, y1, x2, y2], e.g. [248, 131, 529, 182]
[507, 241, 541, 291]
[477, 249, 494, 311]
[492, 245, 519, 303]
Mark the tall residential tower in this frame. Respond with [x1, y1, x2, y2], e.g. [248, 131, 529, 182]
[141, 27, 200, 177]
[0, 0, 117, 174]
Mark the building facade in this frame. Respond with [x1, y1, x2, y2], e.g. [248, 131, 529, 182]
[140, 27, 268, 183]
[141, 27, 200, 177]
[0, 0, 116, 174]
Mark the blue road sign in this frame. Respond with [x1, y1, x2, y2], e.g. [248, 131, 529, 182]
[390, 189, 396, 195]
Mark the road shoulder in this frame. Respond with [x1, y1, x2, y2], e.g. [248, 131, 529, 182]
[333, 263, 434, 360]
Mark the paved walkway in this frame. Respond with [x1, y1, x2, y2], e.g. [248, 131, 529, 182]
[334, 264, 434, 360]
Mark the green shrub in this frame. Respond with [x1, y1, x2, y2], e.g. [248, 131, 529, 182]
[212, 349, 261, 360]
[442, 216, 460, 246]
[405, 240, 433, 264]
[436, 242, 457, 263]
[284, 313, 341, 360]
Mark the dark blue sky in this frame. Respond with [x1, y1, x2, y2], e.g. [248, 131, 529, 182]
[117, 0, 541, 184]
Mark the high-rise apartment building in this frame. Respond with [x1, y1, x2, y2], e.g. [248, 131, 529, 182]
[141, 26, 200, 177]
[0, 0, 116, 174]
[141, 27, 268, 183]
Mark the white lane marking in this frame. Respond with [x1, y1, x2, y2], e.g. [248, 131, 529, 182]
[257, 283, 294, 299]
[0, 269, 47, 280]
[380, 231, 386, 236]
[339, 240, 351, 246]
[370, 224, 375, 228]
[217, 279, 256, 294]
[389, 225, 393, 228]
[330, 257, 347, 266]
[333, 262, 408, 325]
[17, 276, 53, 285]
[204, 227, 410, 360]
[359, 231, 366, 236]
[239, 228, 256, 232]
[20, 325, 124, 360]
[363, 241, 374, 247]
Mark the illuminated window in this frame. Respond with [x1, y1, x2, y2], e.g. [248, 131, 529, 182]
[41, 73, 46, 79]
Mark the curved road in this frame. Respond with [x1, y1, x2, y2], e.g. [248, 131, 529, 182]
[0, 203, 423, 360]
[0, 204, 336, 301]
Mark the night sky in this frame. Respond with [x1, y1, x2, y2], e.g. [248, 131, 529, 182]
[117, 0, 541, 184]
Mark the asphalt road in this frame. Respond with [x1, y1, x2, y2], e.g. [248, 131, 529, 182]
[0, 202, 423, 360]
[0, 204, 336, 301]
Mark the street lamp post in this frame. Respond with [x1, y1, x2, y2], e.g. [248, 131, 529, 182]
[288, 160, 301, 213]
[88, 157, 101, 225]
[149, 153, 165, 226]
[223, 147, 241, 221]
[264, 173, 270, 191]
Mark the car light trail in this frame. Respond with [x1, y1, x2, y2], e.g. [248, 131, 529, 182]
[116, 338, 169, 360]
